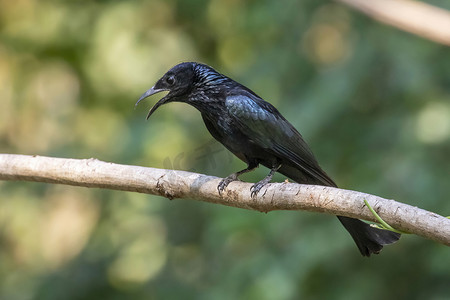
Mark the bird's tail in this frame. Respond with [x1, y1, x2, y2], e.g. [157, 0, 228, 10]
[277, 165, 400, 256]
[338, 216, 401, 257]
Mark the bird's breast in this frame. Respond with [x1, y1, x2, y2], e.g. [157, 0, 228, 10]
[201, 112, 257, 158]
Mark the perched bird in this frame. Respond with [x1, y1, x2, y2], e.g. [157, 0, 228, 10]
[136, 62, 400, 256]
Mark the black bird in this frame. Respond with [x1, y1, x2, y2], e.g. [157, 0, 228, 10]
[136, 62, 400, 256]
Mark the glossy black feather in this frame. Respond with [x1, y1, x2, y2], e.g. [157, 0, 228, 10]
[138, 62, 400, 256]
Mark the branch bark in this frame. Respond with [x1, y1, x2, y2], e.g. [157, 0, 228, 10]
[336, 0, 450, 46]
[1, 154, 449, 245]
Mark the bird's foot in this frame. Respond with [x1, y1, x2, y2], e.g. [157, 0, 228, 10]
[250, 178, 271, 198]
[218, 174, 239, 195]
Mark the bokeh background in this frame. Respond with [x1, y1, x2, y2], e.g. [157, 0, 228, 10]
[1, 0, 449, 299]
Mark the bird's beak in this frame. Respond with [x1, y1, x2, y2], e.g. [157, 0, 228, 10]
[135, 86, 168, 120]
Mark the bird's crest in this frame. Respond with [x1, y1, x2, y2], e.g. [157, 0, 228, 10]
[194, 63, 229, 86]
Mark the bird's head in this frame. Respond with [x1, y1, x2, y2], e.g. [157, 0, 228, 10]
[136, 62, 229, 119]
[136, 62, 203, 120]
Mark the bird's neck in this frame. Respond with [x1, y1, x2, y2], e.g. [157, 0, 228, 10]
[186, 87, 225, 115]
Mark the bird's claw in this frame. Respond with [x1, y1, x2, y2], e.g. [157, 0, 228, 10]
[250, 182, 265, 198]
[217, 175, 238, 195]
[250, 176, 274, 198]
[217, 180, 228, 195]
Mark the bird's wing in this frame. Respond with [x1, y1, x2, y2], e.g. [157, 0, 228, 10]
[225, 93, 335, 186]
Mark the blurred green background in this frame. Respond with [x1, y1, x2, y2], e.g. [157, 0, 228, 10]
[1, 0, 449, 299]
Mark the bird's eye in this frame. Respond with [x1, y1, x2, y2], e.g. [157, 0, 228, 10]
[166, 75, 175, 85]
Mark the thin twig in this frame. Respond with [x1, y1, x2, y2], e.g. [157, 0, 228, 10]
[336, 0, 450, 46]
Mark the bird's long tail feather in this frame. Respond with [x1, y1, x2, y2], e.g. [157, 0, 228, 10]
[338, 216, 401, 256]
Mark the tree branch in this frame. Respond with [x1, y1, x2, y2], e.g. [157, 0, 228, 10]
[336, 0, 450, 46]
[1, 154, 449, 245]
